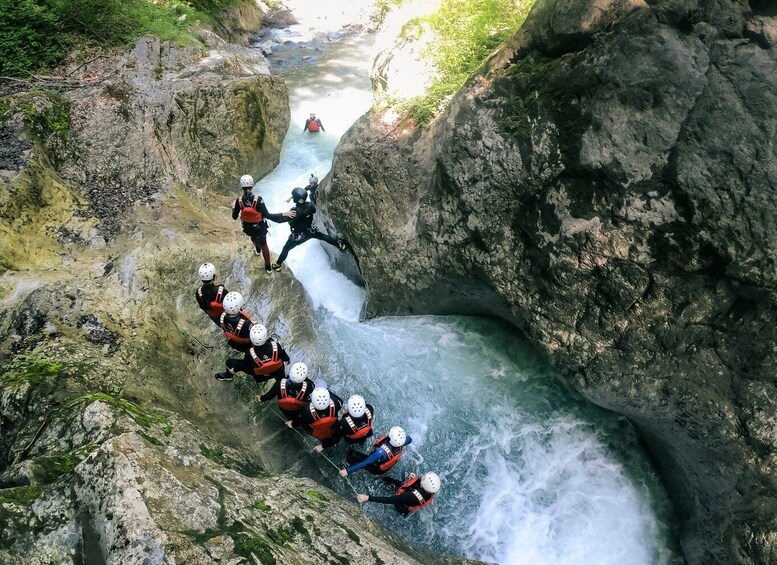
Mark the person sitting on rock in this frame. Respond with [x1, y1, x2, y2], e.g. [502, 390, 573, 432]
[270, 187, 348, 271]
[216, 292, 254, 361]
[286, 386, 343, 451]
[216, 324, 289, 383]
[303, 113, 324, 133]
[258, 362, 315, 419]
[356, 472, 440, 516]
[195, 262, 229, 325]
[339, 426, 410, 477]
[232, 174, 295, 274]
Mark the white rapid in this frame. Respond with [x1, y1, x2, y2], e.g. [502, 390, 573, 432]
[252, 21, 682, 565]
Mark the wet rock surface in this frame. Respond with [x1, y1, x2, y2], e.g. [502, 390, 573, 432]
[326, 0, 777, 562]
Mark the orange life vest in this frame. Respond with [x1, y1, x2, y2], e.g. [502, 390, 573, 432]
[307, 119, 320, 132]
[198, 285, 225, 317]
[219, 311, 253, 344]
[249, 340, 284, 375]
[277, 379, 309, 411]
[397, 477, 434, 512]
[239, 197, 263, 224]
[370, 435, 403, 472]
[308, 401, 337, 440]
[343, 407, 373, 441]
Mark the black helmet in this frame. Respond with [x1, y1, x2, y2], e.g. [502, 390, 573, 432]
[292, 187, 307, 203]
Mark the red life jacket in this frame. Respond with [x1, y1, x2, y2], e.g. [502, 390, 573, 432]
[370, 435, 403, 472]
[239, 197, 263, 224]
[219, 311, 253, 344]
[343, 407, 373, 441]
[397, 477, 434, 512]
[198, 285, 225, 317]
[249, 340, 284, 376]
[308, 401, 337, 440]
[277, 379, 309, 411]
[307, 119, 319, 132]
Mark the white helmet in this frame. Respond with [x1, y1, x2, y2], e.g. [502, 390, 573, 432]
[249, 324, 268, 346]
[310, 387, 330, 411]
[388, 426, 406, 447]
[240, 174, 254, 188]
[289, 362, 308, 384]
[198, 262, 216, 282]
[346, 395, 366, 418]
[420, 472, 441, 494]
[222, 291, 244, 315]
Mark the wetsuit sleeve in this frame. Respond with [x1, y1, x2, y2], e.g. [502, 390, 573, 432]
[303, 119, 310, 132]
[260, 379, 281, 401]
[279, 345, 290, 363]
[232, 199, 240, 220]
[403, 436, 412, 447]
[317, 119, 325, 132]
[195, 289, 206, 310]
[258, 199, 284, 223]
[366, 491, 417, 506]
[346, 449, 385, 474]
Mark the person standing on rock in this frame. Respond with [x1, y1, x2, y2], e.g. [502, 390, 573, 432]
[270, 187, 348, 271]
[303, 113, 324, 133]
[258, 362, 315, 419]
[216, 292, 254, 363]
[195, 262, 229, 325]
[356, 472, 440, 516]
[215, 324, 289, 383]
[233, 174, 295, 273]
[338, 426, 410, 477]
[286, 386, 343, 451]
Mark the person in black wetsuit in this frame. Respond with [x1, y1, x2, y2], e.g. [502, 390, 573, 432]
[258, 362, 315, 419]
[286, 386, 344, 451]
[356, 471, 441, 516]
[233, 174, 295, 273]
[215, 324, 290, 383]
[270, 187, 347, 271]
[320, 394, 374, 452]
[216, 291, 254, 363]
[303, 113, 324, 133]
[194, 262, 229, 325]
[338, 426, 411, 477]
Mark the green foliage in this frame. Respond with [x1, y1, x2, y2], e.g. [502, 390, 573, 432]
[19, 91, 71, 145]
[0, 0, 70, 77]
[0, 0, 239, 78]
[1, 349, 65, 388]
[0, 98, 9, 122]
[252, 501, 271, 511]
[374, 0, 405, 25]
[304, 489, 328, 502]
[35, 444, 97, 483]
[234, 531, 277, 564]
[68, 392, 172, 434]
[0, 485, 42, 505]
[403, 0, 535, 124]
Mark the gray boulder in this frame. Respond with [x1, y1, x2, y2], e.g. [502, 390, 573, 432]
[326, 0, 777, 562]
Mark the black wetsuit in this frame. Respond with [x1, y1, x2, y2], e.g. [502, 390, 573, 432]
[275, 202, 341, 265]
[195, 282, 228, 325]
[220, 313, 253, 352]
[226, 339, 290, 383]
[232, 193, 284, 267]
[290, 393, 344, 442]
[332, 404, 375, 445]
[366, 479, 433, 517]
[306, 179, 319, 204]
[260, 377, 316, 418]
[303, 117, 324, 132]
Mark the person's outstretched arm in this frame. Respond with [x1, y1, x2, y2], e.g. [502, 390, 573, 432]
[345, 449, 385, 475]
[259, 379, 281, 402]
[232, 199, 240, 220]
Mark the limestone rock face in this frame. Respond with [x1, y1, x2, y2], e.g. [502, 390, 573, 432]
[326, 0, 777, 562]
[55, 33, 288, 235]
